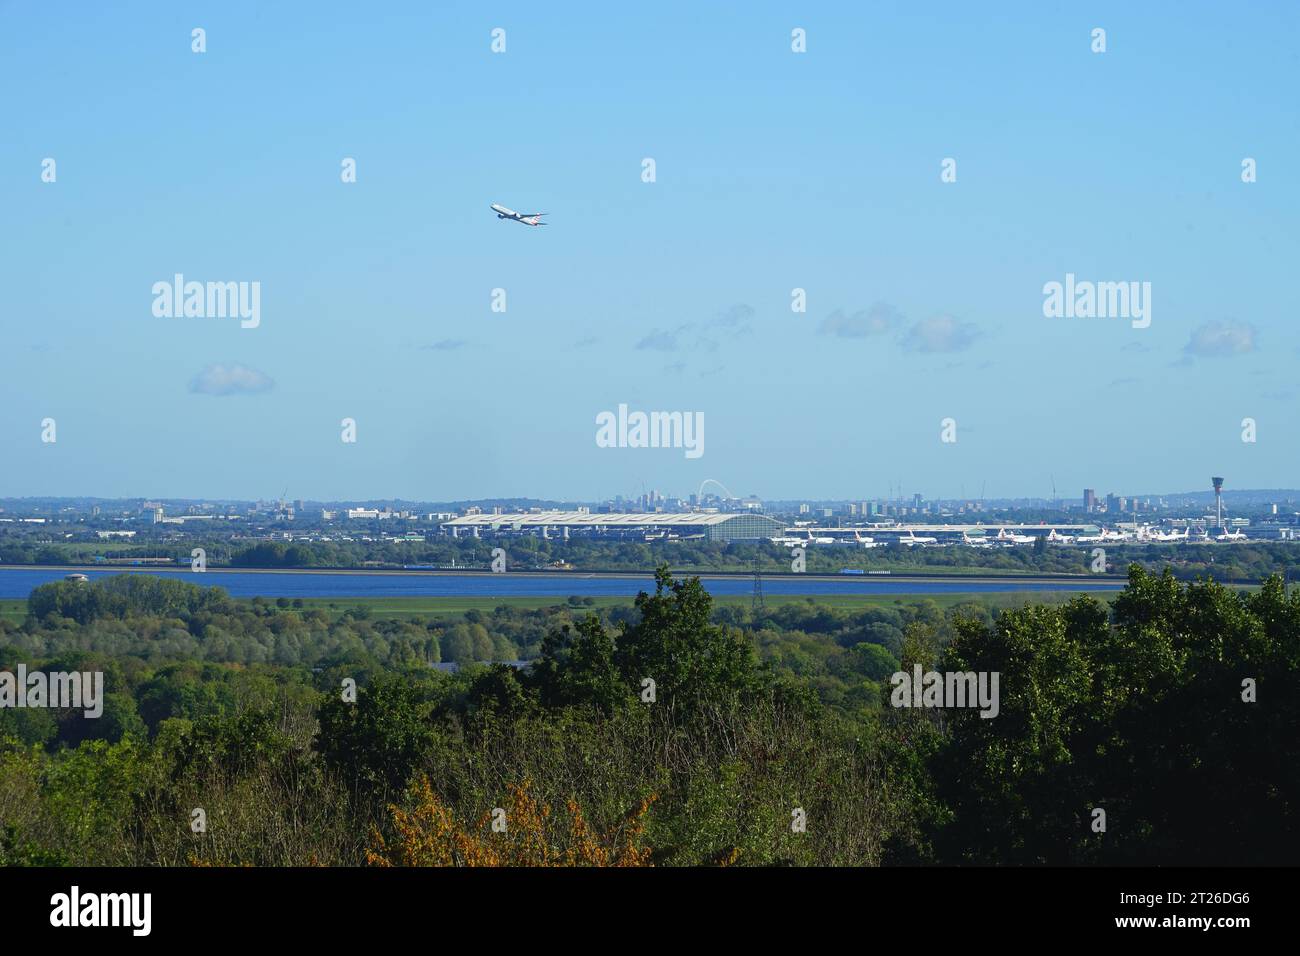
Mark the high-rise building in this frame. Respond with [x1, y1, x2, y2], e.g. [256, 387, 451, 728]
[1083, 489, 1097, 512]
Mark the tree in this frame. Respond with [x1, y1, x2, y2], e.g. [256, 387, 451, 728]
[929, 566, 1300, 865]
[612, 566, 765, 718]
[465, 664, 532, 722]
[850, 642, 899, 681]
[933, 601, 1097, 864]
[315, 675, 435, 803]
[530, 616, 625, 715]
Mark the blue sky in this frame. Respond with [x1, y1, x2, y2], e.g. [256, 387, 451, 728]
[2, 1, 1297, 502]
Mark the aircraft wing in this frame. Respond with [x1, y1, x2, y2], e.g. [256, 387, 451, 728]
[518, 212, 547, 218]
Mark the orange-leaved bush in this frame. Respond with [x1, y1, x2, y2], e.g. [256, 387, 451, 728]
[366, 775, 655, 867]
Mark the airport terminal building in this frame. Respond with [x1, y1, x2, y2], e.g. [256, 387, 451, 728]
[440, 511, 784, 542]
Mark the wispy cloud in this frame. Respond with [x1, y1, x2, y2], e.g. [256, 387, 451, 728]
[1183, 320, 1257, 357]
[635, 329, 682, 352]
[422, 339, 468, 351]
[189, 363, 274, 396]
[819, 302, 900, 338]
[901, 315, 980, 353]
[636, 303, 754, 353]
[712, 303, 755, 332]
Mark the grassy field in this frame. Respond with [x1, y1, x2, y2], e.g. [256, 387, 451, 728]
[0, 600, 26, 624]
[215, 590, 1118, 620]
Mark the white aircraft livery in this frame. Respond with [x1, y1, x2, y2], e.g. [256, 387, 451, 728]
[491, 203, 548, 226]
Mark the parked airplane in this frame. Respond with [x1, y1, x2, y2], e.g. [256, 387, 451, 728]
[1046, 528, 1075, 544]
[900, 530, 938, 546]
[1076, 529, 1106, 544]
[490, 203, 548, 226]
[962, 531, 994, 548]
[1216, 528, 1248, 542]
[776, 531, 835, 546]
[995, 527, 1037, 545]
[1151, 528, 1189, 543]
[832, 531, 878, 548]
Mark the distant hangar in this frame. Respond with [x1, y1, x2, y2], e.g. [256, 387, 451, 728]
[440, 511, 784, 542]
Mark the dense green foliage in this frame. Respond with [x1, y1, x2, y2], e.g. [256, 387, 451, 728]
[1, 566, 1295, 866]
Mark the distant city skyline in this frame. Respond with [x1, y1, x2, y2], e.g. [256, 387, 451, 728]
[3, 484, 1297, 512]
[3, 3, 1297, 500]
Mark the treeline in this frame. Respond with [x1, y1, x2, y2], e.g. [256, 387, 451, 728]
[5, 530, 1298, 581]
[1, 567, 1297, 866]
[8, 575, 986, 723]
[12, 576, 560, 669]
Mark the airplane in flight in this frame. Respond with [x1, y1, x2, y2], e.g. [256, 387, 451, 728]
[490, 203, 548, 227]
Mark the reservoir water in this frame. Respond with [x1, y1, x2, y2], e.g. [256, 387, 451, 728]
[0, 567, 1126, 600]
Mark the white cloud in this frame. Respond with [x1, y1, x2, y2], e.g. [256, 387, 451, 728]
[189, 363, 274, 396]
[901, 314, 980, 353]
[1183, 320, 1257, 357]
[819, 302, 900, 338]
